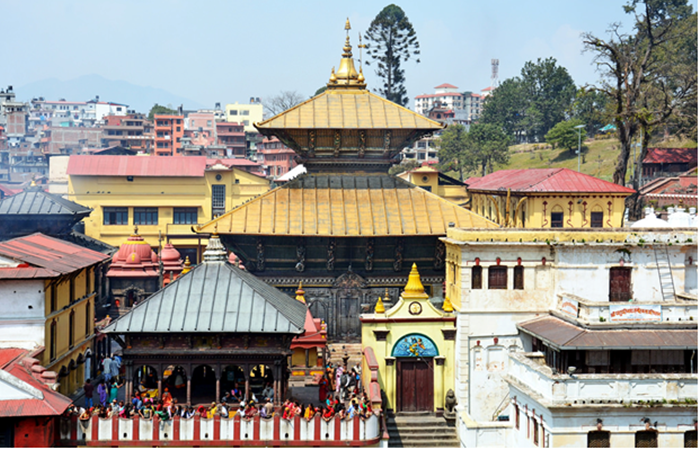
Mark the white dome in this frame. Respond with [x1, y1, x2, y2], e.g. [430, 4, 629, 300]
[631, 208, 671, 228]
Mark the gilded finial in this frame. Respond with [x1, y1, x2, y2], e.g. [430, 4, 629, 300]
[132, 225, 139, 236]
[30, 179, 37, 187]
[181, 256, 192, 275]
[214, 221, 218, 236]
[329, 67, 337, 83]
[442, 296, 454, 313]
[374, 295, 385, 314]
[384, 288, 390, 303]
[328, 19, 366, 89]
[345, 18, 351, 32]
[402, 263, 429, 299]
[295, 281, 306, 304]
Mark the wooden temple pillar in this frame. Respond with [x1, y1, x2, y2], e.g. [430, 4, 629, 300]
[186, 379, 191, 405]
[244, 364, 250, 403]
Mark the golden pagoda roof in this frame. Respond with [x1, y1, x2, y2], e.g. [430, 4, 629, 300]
[196, 173, 498, 237]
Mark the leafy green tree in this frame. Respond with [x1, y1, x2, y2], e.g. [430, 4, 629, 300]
[435, 124, 469, 180]
[480, 78, 527, 139]
[519, 57, 577, 142]
[569, 88, 612, 135]
[388, 159, 421, 176]
[465, 123, 512, 177]
[364, 4, 420, 106]
[148, 104, 178, 120]
[545, 119, 585, 152]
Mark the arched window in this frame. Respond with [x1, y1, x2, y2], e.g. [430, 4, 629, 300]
[69, 310, 75, 349]
[85, 301, 91, 338]
[551, 206, 564, 228]
[50, 320, 57, 361]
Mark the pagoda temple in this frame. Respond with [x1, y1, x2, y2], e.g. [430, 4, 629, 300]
[197, 21, 497, 341]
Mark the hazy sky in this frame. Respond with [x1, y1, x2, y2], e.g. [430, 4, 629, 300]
[3, 0, 653, 108]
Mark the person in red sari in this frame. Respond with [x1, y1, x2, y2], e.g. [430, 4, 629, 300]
[318, 374, 329, 402]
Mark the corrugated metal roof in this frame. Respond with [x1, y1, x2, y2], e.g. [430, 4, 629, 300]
[466, 168, 636, 194]
[0, 185, 92, 216]
[0, 233, 109, 275]
[67, 155, 207, 177]
[197, 173, 498, 236]
[517, 315, 697, 350]
[256, 89, 444, 130]
[643, 147, 698, 164]
[104, 261, 306, 334]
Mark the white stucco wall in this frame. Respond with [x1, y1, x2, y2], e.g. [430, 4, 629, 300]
[0, 280, 46, 348]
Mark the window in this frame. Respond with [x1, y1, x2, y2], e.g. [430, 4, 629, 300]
[609, 267, 632, 302]
[69, 278, 75, 303]
[207, 120, 212, 127]
[588, 431, 611, 448]
[103, 207, 128, 225]
[471, 266, 482, 289]
[176, 126, 181, 132]
[241, 110, 249, 116]
[514, 265, 524, 290]
[591, 211, 604, 227]
[685, 430, 697, 448]
[514, 404, 519, 430]
[85, 301, 90, 337]
[212, 185, 226, 218]
[50, 321, 57, 361]
[229, 110, 238, 115]
[635, 430, 658, 448]
[532, 418, 538, 445]
[68, 310, 75, 349]
[551, 212, 564, 228]
[488, 266, 507, 289]
[174, 207, 198, 224]
[134, 207, 158, 225]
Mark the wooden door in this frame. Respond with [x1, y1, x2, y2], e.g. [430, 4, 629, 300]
[397, 358, 433, 412]
[609, 267, 632, 302]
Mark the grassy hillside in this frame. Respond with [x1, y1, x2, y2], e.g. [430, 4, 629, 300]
[485, 136, 697, 182]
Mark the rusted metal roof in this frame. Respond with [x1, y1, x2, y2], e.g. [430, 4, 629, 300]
[517, 315, 697, 350]
[643, 147, 698, 165]
[466, 168, 636, 194]
[0, 233, 109, 277]
[197, 173, 498, 236]
[104, 261, 306, 335]
[256, 88, 444, 130]
[67, 155, 207, 177]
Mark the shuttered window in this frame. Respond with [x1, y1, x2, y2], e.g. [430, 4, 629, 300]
[472, 266, 482, 289]
[588, 431, 611, 447]
[488, 266, 507, 289]
[514, 265, 524, 290]
[609, 267, 632, 302]
[635, 430, 658, 448]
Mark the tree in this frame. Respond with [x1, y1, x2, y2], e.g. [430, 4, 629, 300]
[583, 0, 697, 192]
[148, 104, 178, 120]
[480, 78, 527, 139]
[435, 124, 469, 180]
[364, 4, 420, 106]
[388, 159, 421, 176]
[519, 57, 577, 142]
[569, 88, 612, 136]
[465, 123, 512, 177]
[545, 119, 586, 152]
[265, 91, 305, 117]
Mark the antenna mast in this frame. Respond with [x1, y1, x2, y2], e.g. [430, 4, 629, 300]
[491, 59, 499, 88]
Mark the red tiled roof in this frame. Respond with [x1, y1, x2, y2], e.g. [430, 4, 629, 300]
[434, 83, 458, 89]
[206, 158, 260, 167]
[67, 155, 207, 177]
[643, 147, 698, 165]
[0, 233, 109, 278]
[466, 168, 636, 194]
[0, 349, 73, 417]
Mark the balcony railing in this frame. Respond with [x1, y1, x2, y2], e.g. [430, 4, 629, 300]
[507, 353, 697, 406]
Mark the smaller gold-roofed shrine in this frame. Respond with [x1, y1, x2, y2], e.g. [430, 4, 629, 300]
[197, 21, 496, 342]
[361, 263, 456, 415]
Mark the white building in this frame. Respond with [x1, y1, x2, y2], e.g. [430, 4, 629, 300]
[443, 227, 697, 448]
[226, 99, 264, 133]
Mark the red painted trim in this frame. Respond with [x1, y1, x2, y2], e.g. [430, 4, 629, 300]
[213, 415, 220, 440]
[233, 415, 240, 440]
[152, 415, 159, 441]
[293, 415, 301, 441]
[253, 415, 260, 441]
[83, 438, 382, 447]
[334, 415, 341, 439]
[173, 415, 180, 440]
[112, 414, 119, 440]
[70, 415, 77, 441]
[360, 317, 455, 323]
[314, 415, 321, 441]
[132, 416, 139, 440]
[91, 415, 98, 441]
[353, 415, 360, 440]
[193, 415, 200, 441]
[273, 414, 280, 441]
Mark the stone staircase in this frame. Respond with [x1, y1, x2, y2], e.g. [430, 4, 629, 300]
[387, 412, 459, 448]
[327, 343, 363, 368]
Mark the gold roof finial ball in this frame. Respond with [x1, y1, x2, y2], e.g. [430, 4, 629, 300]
[358, 67, 365, 83]
[442, 296, 454, 313]
[295, 281, 306, 304]
[181, 256, 192, 275]
[374, 296, 385, 314]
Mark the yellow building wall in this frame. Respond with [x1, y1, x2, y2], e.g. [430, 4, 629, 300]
[470, 192, 629, 228]
[400, 170, 469, 205]
[361, 266, 455, 413]
[68, 168, 269, 248]
[226, 102, 264, 133]
[444, 243, 463, 311]
[43, 266, 96, 396]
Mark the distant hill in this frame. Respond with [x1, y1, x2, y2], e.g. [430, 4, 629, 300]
[17, 74, 205, 114]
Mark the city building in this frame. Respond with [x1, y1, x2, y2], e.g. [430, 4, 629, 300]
[226, 99, 264, 133]
[639, 168, 698, 212]
[66, 155, 270, 262]
[216, 121, 247, 156]
[196, 23, 497, 341]
[641, 147, 698, 185]
[153, 114, 184, 155]
[101, 113, 153, 151]
[466, 168, 636, 228]
[0, 233, 110, 396]
[414, 84, 483, 123]
[442, 227, 697, 448]
[257, 135, 297, 178]
[396, 164, 469, 206]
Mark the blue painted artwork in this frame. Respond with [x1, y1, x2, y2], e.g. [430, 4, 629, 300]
[392, 334, 438, 357]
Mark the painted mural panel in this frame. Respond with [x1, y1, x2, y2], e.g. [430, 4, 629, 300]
[392, 334, 438, 357]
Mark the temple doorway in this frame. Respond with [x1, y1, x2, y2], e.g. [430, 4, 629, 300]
[134, 365, 159, 399]
[162, 365, 187, 405]
[191, 365, 216, 404]
[397, 358, 434, 412]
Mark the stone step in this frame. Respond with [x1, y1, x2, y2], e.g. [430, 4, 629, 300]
[388, 438, 460, 448]
[386, 426, 456, 435]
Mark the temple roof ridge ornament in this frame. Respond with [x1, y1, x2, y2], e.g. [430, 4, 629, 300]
[202, 233, 227, 262]
[402, 263, 429, 300]
[327, 18, 366, 89]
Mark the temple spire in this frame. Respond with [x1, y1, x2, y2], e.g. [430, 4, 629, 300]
[401, 263, 429, 299]
[328, 19, 366, 89]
